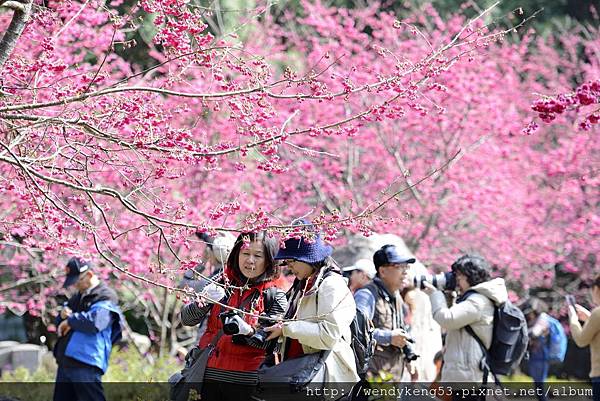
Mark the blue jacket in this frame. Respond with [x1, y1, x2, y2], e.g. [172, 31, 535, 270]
[54, 283, 123, 373]
[65, 300, 123, 373]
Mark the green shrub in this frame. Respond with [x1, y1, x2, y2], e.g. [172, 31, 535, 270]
[0, 347, 181, 400]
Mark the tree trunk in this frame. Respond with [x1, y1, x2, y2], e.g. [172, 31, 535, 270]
[0, 0, 33, 70]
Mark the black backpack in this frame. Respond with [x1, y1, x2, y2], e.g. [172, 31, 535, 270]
[318, 270, 376, 376]
[463, 291, 529, 384]
[349, 304, 376, 376]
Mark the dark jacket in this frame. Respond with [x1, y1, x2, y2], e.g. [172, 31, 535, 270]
[54, 282, 123, 373]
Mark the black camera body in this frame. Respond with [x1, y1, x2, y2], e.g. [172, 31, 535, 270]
[219, 311, 271, 345]
[251, 328, 269, 344]
[219, 311, 253, 336]
[392, 330, 420, 362]
[402, 344, 419, 362]
[401, 335, 419, 362]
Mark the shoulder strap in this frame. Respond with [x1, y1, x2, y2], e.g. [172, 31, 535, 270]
[314, 267, 340, 308]
[263, 287, 278, 313]
[395, 295, 404, 329]
[460, 289, 502, 386]
[308, 270, 340, 359]
[363, 282, 381, 300]
[465, 323, 501, 387]
[457, 289, 478, 303]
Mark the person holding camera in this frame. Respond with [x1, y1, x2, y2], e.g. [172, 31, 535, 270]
[568, 274, 600, 401]
[179, 232, 287, 401]
[53, 257, 123, 401]
[263, 220, 359, 394]
[353, 244, 416, 382]
[179, 231, 236, 343]
[421, 254, 508, 401]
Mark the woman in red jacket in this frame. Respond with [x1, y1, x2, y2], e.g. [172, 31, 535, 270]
[180, 231, 288, 400]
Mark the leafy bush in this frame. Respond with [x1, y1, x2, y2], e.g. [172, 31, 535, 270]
[0, 347, 182, 400]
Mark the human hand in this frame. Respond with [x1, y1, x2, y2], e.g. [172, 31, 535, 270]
[60, 306, 72, 320]
[58, 320, 71, 337]
[421, 281, 436, 295]
[567, 304, 577, 320]
[390, 329, 409, 348]
[264, 323, 284, 341]
[202, 283, 225, 304]
[575, 304, 591, 322]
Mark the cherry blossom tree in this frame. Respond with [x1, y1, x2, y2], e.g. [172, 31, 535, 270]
[0, 0, 598, 348]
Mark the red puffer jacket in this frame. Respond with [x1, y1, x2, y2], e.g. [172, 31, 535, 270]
[198, 267, 277, 372]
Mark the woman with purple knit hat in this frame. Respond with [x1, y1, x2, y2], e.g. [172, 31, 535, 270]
[262, 219, 358, 399]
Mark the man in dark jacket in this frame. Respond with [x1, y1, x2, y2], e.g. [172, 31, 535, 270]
[53, 257, 123, 401]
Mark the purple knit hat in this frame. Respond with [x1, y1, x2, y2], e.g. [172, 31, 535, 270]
[274, 219, 333, 264]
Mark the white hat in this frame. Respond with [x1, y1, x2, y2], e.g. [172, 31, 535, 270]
[342, 258, 377, 279]
[211, 232, 236, 264]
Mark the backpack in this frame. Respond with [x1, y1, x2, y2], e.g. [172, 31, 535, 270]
[544, 314, 568, 362]
[349, 304, 377, 376]
[464, 291, 529, 383]
[318, 270, 376, 376]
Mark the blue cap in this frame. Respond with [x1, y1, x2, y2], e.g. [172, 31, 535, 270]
[373, 244, 416, 269]
[274, 219, 333, 265]
[63, 257, 90, 288]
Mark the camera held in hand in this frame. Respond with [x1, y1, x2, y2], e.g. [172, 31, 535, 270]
[402, 344, 419, 362]
[412, 271, 456, 291]
[250, 328, 270, 344]
[401, 336, 420, 362]
[219, 311, 253, 336]
[248, 314, 275, 345]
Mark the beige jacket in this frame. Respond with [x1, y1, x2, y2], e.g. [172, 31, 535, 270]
[429, 278, 508, 382]
[281, 270, 360, 384]
[570, 306, 600, 377]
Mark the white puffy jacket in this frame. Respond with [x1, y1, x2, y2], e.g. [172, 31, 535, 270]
[429, 278, 508, 382]
[281, 269, 360, 384]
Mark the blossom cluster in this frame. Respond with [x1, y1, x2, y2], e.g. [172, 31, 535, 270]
[532, 79, 600, 130]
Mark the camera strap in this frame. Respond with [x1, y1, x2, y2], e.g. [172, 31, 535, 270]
[462, 289, 502, 387]
[464, 324, 501, 387]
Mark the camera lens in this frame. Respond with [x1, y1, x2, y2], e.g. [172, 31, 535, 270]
[220, 312, 241, 335]
[222, 316, 239, 335]
[443, 271, 456, 291]
[411, 272, 457, 291]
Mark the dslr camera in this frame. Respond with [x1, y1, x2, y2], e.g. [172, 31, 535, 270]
[393, 329, 420, 362]
[412, 271, 456, 291]
[248, 315, 276, 345]
[401, 334, 419, 362]
[219, 311, 270, 345]
[219, 311, 254, 336]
